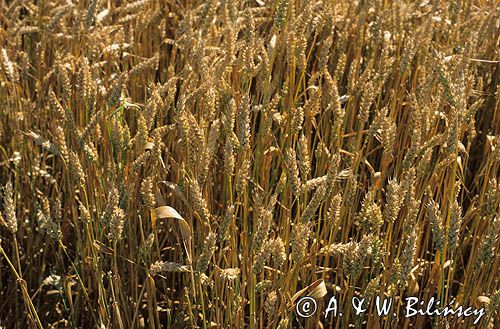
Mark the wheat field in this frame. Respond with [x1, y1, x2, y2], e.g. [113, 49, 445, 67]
[0, 0, 499, 328]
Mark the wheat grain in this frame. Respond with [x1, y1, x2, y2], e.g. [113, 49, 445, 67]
[291, 222, 309, 262]
[196, 232, 216, 273]
[1, 180, 17, 234]
[150, 261, 189, 274]
[220, 267, 240, 281]
[427, 199, 445, 252]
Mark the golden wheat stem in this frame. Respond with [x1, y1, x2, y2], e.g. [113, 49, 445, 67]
[0, 243, 43, 329]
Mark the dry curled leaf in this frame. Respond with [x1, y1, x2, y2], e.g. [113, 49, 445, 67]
[152, 205, 192, 264]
